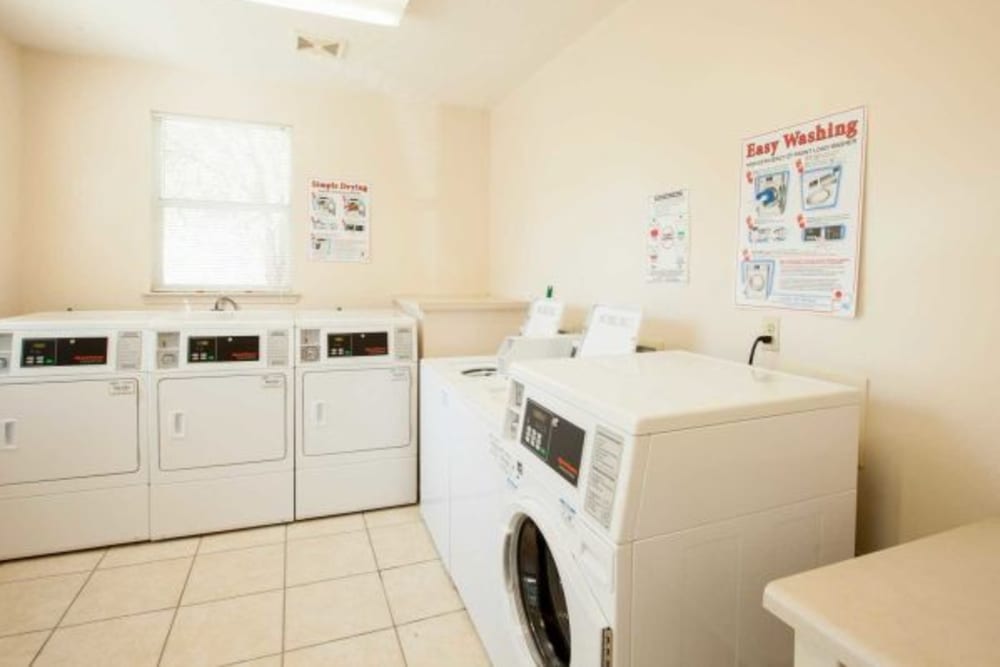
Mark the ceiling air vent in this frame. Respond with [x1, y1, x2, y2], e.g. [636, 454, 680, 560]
[295, 33, 346, 59]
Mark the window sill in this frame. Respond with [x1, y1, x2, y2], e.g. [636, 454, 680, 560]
[141, 291, 302, 307]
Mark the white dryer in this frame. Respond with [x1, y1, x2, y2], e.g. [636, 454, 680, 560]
[294, 310, 417, 519]
[149, 311, 294, 539]
[497, 351, 862, 666]
[0, 312, 152, 560]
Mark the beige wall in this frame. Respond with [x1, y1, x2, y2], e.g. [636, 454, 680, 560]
[490, 0, 1000, 552]
[0, 35, 20, 316]
[16, 50, 489, 312]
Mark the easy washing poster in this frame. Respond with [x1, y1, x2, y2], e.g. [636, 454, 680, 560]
[736, 107, 867, 317]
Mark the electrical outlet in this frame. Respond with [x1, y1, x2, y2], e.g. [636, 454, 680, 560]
[761, 317, 780, 352]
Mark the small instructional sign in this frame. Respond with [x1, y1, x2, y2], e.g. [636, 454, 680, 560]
[308, 179, 371, 263]
[736, 108, 866, 317]
[646, 189, 690, 284]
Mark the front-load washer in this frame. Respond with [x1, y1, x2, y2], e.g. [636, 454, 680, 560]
[497, 351, 862, 666]
[0, 311, 153, 560]
[294, 310, 417, 518]
[149, 311, 294, 539]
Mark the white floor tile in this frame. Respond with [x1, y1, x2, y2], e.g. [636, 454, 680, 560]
[363, 505, 422, 529]
[0, 630, 48, 666]
[397, 611, 491, 667]
[0, 574, 86, 636]
[182, 544, 284, 605]
[0, 550, 104, 584]
[63, 558, 190, 625]
[34, 609, 173, 667]
[100, 538, 199, 569]
[284, 573, 392, 650]
[199, 525, 285, 555]
[286, 514, 365, 542]
[284, 628, 405, 667]
[369, 521, 438, 569]
[286, 531, 376, 586]
[382, 560, 463, 624]
[161, 590, 283, 667]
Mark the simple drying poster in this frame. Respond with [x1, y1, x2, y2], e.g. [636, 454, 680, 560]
[736, 107, 866, 317]
[308, 179, 371, 263]
[646, 189, 691, 284]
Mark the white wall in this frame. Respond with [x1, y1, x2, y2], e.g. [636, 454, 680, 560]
[16, 50, 490, 312]
[0, 34, 20, 316]
[490, 0, 1000, 552]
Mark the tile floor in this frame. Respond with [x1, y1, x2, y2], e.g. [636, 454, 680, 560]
[0, 505, 492, 666]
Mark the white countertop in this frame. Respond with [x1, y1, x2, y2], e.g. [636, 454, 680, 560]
[763, 517, 1000, 667]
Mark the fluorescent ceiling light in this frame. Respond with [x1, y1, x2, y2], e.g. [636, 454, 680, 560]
[241, 0, 409, 26]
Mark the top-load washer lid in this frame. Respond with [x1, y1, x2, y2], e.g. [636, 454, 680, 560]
[508, 351, 861, 436]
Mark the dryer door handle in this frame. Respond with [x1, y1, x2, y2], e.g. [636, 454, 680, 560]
[1, 419, 16, 450]
[170, 412, 186, 439]
[312, 401, 327, 427]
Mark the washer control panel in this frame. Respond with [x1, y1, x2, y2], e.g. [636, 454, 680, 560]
[520, 399, 585, 487]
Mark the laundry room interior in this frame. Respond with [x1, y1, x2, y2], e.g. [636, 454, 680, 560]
[0, 0, 998, 665]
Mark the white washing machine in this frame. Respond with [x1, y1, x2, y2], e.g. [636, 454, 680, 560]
[294, 310, 417, 519]
[420, 357, 519, 664]
[149, 311, 294, 539]
[421, 338, 576, 571]
[496, 351, 862, 666]
[0, 312, 153, 560]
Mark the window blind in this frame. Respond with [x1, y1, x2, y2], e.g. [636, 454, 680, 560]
[153, 114, 292, 291]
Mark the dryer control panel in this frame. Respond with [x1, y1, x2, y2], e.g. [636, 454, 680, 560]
[328, 331, 388, 358]
[187, 336, 259, 363]
[0, 330, 145, 375]
[297, 325, 415, 364]
[156, 329, 290, 369]
[21, 337, 108, 367]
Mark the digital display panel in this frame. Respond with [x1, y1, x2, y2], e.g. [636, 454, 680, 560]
[21, 337, 108, 367]
[327, 332, 389, 358]
[188, 336, 260, 363]
[520, 399, 585, 486]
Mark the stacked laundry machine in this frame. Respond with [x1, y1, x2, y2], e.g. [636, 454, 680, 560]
[0, 307, 417, 559]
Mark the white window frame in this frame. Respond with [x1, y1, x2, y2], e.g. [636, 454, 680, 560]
[151, 112, 293, 294]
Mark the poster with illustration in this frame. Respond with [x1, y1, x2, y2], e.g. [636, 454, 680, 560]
[308, 179, 371, 263]
[646, 189, 690, 283]
[736, 108, 866, 317]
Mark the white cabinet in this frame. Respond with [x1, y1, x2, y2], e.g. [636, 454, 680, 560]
[0, 380, 139, 486]
[157, 374, 288, 471]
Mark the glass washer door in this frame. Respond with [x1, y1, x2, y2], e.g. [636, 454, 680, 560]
[514, 516, 572, 666]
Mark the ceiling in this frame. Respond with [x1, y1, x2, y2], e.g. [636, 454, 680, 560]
[0, 0, 628, 107]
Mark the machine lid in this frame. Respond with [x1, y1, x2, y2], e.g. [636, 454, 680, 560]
[0, 311, 156, 330]
[513, 517, 572, 667]
[293, 309, 414, 327]
[509, 350, 861, 435]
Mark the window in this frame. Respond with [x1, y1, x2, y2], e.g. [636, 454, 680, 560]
[153, 113, 292, 292]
